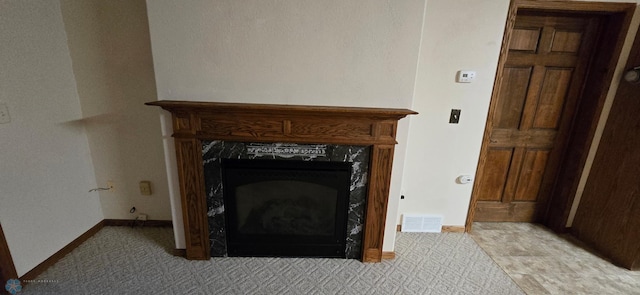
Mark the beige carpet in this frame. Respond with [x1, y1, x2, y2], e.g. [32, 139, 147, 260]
[21, 227, 523, 294]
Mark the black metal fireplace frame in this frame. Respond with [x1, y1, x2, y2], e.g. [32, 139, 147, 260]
[221, 159, 352, 258]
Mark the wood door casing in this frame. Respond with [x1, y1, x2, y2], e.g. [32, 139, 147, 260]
[473, 12, 601, 222]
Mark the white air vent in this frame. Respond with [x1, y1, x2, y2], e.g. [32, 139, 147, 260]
[402, 214, 443, 233]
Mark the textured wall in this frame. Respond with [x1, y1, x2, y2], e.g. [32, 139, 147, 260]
[0, 0, 103, 276]
[60, 0, 172, 220]
[146, 0, 425, 251]
[147, 0, 423, 107]
[400, 0, 509, 226]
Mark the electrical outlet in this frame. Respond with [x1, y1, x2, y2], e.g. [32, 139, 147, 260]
[0, 103, 11, 124]
[457, 175, 474, 184]
[107, 180, 115, 192]
[139, 181, 152, 195]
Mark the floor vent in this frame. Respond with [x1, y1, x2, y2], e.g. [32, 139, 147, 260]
[402, 214, 443, 233]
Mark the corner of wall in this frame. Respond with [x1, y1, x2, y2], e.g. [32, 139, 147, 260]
[60, 0, 172, 222]
[0, 0, 104, 276]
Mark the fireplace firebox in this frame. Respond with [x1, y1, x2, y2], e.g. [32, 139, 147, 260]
[222, 159, 351, 257]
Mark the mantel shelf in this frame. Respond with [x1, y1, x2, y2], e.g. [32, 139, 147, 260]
[146, 100, 417, 118]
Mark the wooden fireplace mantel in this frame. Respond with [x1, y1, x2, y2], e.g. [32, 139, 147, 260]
[147, 100, 417, 262]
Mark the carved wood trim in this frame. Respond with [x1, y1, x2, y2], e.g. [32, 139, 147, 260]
[175, 138, 210, 260]
[147, 101, 416, 262]
[362, 145, 395, 262]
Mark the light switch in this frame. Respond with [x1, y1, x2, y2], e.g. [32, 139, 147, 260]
[449, 109, 461, 124]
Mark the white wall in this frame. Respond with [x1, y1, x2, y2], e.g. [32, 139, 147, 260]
[400, 0, 509, 226]
[0, 0, 103, 276]
[146, 0, 425, 251]
[60, 0, 172, 221]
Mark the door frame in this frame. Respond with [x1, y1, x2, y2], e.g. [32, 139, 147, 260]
[0, 223, 18, 285]
[465, 0, 636, 232]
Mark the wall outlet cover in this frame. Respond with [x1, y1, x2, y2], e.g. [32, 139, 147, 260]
[139, 181, 152, 195]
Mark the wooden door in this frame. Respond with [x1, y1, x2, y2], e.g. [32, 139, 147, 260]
[570, 28, 640, 270]
[473, 12, 601, 222]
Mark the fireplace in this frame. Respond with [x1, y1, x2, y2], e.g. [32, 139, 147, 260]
[146, 101, 416, 262]
[222, 159, 351, 257]
[202, 142, 370, 259]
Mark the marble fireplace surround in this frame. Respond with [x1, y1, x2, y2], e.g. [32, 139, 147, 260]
[147, 101, 416, 262]
[203, 141, 371, 259]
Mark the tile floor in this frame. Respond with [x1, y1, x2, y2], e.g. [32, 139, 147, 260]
[469, 222, 640, 294]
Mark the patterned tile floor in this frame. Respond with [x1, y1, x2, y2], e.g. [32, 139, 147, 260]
[470, 222, 640, 295]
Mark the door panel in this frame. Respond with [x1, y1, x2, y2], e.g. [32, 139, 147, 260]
[551, 30, 583, 53]
[494, 67, 532, 128]
[510, 28, 541, 52]
[474, 12, 600, 222]
[514, 149, 549, 202]
[478, 149, 514, 202]
[533, 68, 572, 129]
[502, 148, 525, 204]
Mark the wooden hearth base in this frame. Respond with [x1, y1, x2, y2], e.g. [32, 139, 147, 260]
[147, 101, 416, 262]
